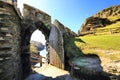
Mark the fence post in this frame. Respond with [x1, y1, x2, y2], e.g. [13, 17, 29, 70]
[92, 29, 95, 35]
[109, 28, 113, 34]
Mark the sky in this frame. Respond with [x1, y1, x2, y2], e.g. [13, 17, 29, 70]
[30, 29, 46, 44]
[17, 0, 120, 43]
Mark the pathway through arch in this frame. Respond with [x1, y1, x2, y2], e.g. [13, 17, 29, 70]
[25, 64, 72, 80]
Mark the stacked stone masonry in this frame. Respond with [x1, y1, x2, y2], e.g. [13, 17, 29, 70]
[0, 1, 77, 80]
[0, 1, 21, 80]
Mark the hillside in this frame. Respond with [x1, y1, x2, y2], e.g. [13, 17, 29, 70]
[74, 34, 120, 76]
[78, 5, 120, 35]
[30, 41, 45, 51]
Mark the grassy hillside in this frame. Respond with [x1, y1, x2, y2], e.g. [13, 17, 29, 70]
[75, 34, 120, 50]
[75, 34, 120, 60]
[74, 34, 120, 75]
[95, 15, 120, 34]
[74, 35, 120, 75]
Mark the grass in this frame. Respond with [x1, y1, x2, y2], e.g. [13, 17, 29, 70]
[97, 21, 120, 29]
[76, 34, 120, 50]
[94, 15, 120, 35]
[108, 14, 120, 21]
[74, 34, 120, 61]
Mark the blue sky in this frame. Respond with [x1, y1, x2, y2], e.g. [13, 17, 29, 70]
[18, 0, 120, 33]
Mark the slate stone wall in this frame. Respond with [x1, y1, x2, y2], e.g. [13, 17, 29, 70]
[0, 1, 21, 80]
[23, 4, 51, 26]
[49, 24, 64, 69]
[0, 2, 77, 80]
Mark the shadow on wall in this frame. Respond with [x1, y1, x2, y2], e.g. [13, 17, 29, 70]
[64, 37, 120, 80]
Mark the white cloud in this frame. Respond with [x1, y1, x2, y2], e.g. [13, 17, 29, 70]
[31, 30, 46, 45]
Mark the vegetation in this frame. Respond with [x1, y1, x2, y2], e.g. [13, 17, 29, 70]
[64, 38, 83, 59]
[74, 34, 120, 61]
[96, 14, 120, 30]
[76, 35, 120, 50]
[30, 44, 38, 53]
[108, 14, 120, 21]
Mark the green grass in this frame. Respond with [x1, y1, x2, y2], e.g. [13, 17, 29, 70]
[74, 34, 120, 61]
[75, 35, 120, 50]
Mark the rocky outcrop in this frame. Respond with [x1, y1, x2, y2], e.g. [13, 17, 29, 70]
[30, 41, 45, 51]
[93, 5, 120, 18]
[79, 17, 111, 33]
[71, 55, 110, 80]
[78, 5, 120, 35]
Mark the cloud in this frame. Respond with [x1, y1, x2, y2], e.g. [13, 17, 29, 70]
[31, 30, 46, 45]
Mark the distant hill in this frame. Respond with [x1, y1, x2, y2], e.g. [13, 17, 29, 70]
[78, 5, 120, 35]
[30, 41, 45, 51]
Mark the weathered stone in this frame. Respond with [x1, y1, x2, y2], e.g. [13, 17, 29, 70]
[0, 1, 91, 80]
[0, 1, 21, 80]
[71, 56, 110, 80]
[49, 24, 64, 69]
[0, 58, 4, 61]
[78, 5, 120, 35]
[23, 4, 51, 26]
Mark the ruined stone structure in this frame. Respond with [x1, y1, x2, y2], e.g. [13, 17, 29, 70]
[0, 1, 76, 80]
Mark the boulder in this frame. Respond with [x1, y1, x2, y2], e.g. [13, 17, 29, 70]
[71, 55, 110, 80]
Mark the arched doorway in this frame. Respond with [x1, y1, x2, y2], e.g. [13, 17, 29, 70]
[30, 29, 47, 68]
[20, 20, 50, 79]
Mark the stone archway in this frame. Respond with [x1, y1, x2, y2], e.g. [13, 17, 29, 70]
[21, 19, 50, 79]
[0, 2, 72, 80]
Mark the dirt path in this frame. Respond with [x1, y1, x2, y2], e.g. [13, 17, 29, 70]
[25, 64, 72, 80]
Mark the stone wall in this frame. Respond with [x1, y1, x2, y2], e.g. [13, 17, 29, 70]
[23, 4, 51, 26]
[0, 2, 78, 80]
[0, 1, 21, 80]
[0, 0, 12, 4]
[49, 24, 64, 69]
[53, 20, 77, 70]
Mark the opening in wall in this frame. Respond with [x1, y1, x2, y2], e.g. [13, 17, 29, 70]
[30, 29, 47, 68]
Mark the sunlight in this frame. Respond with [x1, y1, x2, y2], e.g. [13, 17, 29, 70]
[31, 29, 46, 45]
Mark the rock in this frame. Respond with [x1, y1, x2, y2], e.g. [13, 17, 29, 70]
[78, 5, 120, 35]
[70, 55, 110, 80]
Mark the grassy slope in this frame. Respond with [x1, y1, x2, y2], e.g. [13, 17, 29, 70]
[75, 34, 120, 61]
[97, 15, 120, 29]
[76, 35, 120, 50]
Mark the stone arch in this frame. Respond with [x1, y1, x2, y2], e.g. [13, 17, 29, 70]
[0, 2, 68, 80]
[21, 20, 50, 79]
